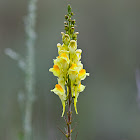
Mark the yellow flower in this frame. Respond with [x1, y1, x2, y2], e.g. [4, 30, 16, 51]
[49, 64, 60, 77]
[69, 40, 77, 59]
[54, 52, 70, 74]
[62, 43, 69, 51]
[57, 43, 64, 55]
[68, 63, 79, 97]
[77, 61, 83, 71]
[69, 64, 79, 82]
[78, 82, 85, 93]
[73, 82, 85, 114]
[60, 52, 69, 62]
[78, 69, 89, 80]
[58, 77, 65, 88]
[73, 49, 82, 64]
[61, 32, 70, 46]
[69, 40, 77, 51]
[51, 84, 66, 117]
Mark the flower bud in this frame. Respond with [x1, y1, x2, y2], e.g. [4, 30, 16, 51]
[70, 27, 75, 34]
[70, 40, 77, 50]
[61, 32, 65, 40]
[64, 21, 68, 25]
[68, 18, 71, 22]
[69, 40, 77, 55]
[73, 32, 79, 40]
[57, 43, 61, 47]
[71, 12, 74, 16]
[62, 34, 70, 46]
[65, 25, 69, 31]
[71, 20, 76, 25]
[65, 15, 68, 20]
[68, 4, 71, 13]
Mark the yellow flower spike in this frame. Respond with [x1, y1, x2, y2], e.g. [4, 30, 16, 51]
[49, 5, 89, 119]
[51, 84, 66, 116]
[49, 64, 60, 77]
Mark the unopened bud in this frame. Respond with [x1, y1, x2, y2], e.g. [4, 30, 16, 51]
[65, 15, 68, 20]
[72, 32, 79, 40]
[75, 32, 79, 35]
[70, 40, 77, 49]
[71, 20, 76, 25]
[61, 32, 65, 37]
[64, 21, 68, 25]
[68, 4, 71, 13]
[71, 12, 74, 16]
[69, 40, 77, 54]
[65, 25, 69, 31]
[62, 34, 70, 46]
[68, 18, 71, 22]
[57, 43, 61, 48]
[70, 27, 75, 34]
[61, 32, 65, 40]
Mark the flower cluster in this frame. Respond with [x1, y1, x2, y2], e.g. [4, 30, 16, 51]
[49, 5, 89, 117]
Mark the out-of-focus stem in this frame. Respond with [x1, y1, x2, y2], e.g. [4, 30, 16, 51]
[24, 0, 37, 140]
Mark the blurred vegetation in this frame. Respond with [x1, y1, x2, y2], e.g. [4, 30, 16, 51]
[0, 0, 139, 140]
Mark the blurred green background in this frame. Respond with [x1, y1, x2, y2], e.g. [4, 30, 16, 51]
[0, 0, 139, 140]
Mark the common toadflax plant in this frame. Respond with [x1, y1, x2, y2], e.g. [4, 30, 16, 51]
[49, 4, 89, 139]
